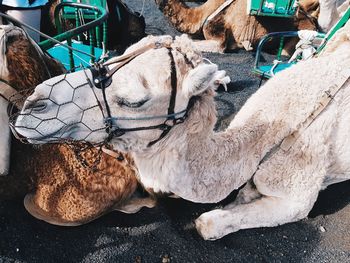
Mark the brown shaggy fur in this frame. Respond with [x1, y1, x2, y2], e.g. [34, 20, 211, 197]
[20, 145, 138, 224]
[157, 0, 319, 51]
[0, 30, 139, 225]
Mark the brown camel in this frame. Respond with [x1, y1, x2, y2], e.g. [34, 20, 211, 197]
[0, 25, 154, 226]
[156, 0, 319, 52]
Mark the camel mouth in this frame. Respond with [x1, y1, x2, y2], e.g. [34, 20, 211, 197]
[13, 126, 64, 144]
[12, 119, 81, 144]
[34, 123, 84, 143]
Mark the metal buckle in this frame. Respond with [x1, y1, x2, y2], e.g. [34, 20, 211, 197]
[154, 41, 163, 49]
[91, 63, 112, 89]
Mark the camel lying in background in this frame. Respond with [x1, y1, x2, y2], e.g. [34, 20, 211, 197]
[0, 25, 154, 225]
[155, 0, 348, 52]
[14, 22, 350, 239]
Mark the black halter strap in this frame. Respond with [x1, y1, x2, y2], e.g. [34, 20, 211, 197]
[89, 42, 194, 147]
[147, 48, 180, 146]
[167, 48, 177, 118]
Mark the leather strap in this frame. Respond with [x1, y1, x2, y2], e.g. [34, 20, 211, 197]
[104, 41, 172, 82]
[280, 69, 350, 151]
[0, 80, 23, 109]
[91, 40, 172, 90]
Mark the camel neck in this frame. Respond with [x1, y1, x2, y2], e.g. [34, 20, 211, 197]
[132, 114, 272, 203]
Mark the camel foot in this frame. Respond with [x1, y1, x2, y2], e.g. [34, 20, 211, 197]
[195, 209, 236, 241]
[113, 195, 157, 214]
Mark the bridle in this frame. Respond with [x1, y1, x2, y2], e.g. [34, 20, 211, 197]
[88, 38, 197, 147]
[0, 79, 24, 109]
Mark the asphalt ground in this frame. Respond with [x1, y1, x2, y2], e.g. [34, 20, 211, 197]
[1, 1, 350, 262]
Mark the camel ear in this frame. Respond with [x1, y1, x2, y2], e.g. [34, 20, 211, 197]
[182, 63, 230, 98]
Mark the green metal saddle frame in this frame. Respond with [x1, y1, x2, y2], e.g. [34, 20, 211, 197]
[248, 0, 297, 18]
[39, 1, 108, 71]
[253, 6, 350, 78]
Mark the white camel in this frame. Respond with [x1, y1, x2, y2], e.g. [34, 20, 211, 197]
[14, 23, 350, 240]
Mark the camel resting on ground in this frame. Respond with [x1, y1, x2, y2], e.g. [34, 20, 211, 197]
[0, 25, 154, 225]
[14, 24, 350, 239]
[156, 0, 348, 52]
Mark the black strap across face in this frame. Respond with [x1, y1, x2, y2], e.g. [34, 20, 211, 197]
[89, 43, 195, 147]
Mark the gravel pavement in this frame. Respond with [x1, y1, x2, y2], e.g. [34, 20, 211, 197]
[1, 1, 350, 262]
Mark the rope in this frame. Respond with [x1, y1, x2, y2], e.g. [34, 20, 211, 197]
[270, 59, 282, 77]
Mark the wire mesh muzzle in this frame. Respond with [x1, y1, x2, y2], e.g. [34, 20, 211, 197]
[6, 79, 110, 171]
[8, 88, 34, 144]
[8, 73, 107, 146]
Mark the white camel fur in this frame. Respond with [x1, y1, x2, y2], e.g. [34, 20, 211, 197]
[15, 24, 350, 240]
[318, 0, 349, 32]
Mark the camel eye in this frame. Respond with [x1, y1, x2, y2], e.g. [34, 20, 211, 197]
[115, 97, 149, 108]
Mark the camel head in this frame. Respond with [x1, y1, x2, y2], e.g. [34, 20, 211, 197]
[14, 35, 230, 151]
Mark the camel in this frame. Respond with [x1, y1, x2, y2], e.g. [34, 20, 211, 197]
[14, 22, 350, 240]
[155, 0, 348, 52]
[0, 24, 154, 225]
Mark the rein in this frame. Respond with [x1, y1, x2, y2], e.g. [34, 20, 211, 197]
[0, 79, 23, 109]
[88, 39, 195, 147]
[280, 68, 350, 151]
[253, 68, 350, 180]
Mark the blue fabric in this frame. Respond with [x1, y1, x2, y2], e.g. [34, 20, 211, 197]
[254, 63, 295, 78]
[47, 41, 103, 71]
[259, 63, 292, 73]
[2, 0, 48, 8]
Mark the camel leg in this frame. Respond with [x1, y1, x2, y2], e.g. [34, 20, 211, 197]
[113, 194, 157, 214]
[224, 180, 262, 209]
[281, 37, 299, 56]
[196, 143, 327, 240]
[195, 194, 316, 240]
[191, 39, 225, 53]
